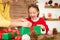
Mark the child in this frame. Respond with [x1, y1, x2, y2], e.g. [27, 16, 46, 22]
[26, 4, 49, 34]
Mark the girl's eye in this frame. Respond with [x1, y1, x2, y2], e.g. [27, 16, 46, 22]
[30, 12, 35, 14]
[29, 12, 36, 14]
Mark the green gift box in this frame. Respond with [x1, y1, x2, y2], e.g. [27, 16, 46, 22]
[34, 26, 41, 35]
[14, 32, 18, 37]
[2, 39, 13, 40]
[20, 26, 30, 36]
[2, 33, 12, 40]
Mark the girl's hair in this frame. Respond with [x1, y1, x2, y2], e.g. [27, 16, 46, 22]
[28, 4, 39, 18]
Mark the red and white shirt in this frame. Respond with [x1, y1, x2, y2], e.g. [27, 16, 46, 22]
[26, 17, 49, 33]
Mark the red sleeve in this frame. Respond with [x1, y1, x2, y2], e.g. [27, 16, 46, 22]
[26, 18, 30, 21]
[40, 18, 49, 33]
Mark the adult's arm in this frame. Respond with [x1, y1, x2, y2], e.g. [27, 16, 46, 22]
[0, 14, 10, 27]
[0, 17, 32, 27]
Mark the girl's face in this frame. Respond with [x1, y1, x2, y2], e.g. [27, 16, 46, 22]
[28, 7, 39, 19]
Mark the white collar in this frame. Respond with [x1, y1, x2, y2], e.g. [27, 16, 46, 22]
[31, 17, 40, 22]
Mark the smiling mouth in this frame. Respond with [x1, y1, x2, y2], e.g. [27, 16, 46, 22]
[31, 16, 35, 18]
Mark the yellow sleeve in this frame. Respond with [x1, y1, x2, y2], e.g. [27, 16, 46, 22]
[0, 0, 11, 27]
[0, 0, 4, 12]
[1, 2, 11, 20]
[0, 14, 10, 27]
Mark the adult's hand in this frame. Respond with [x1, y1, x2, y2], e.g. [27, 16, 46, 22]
[10, 18, 32, 27]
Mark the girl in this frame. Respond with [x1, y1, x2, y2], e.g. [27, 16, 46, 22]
[26, 4, 49, 34]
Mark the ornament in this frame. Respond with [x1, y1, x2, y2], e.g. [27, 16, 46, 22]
[43, 35, 47, 38]
[22, 34, 30, 40]
[47, 30, 53, 36]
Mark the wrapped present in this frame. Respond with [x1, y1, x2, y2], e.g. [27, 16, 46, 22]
[2, 39, 12, 40]
[2, 33, 12, 40]
[2, 29, 8, 33]
[0, 30, 3, 39]
[16, 30, 20, 35]
[14, 32, 18, 37]
[20, 26, 30, 36]
[0, 33, 2, 39]
[9, 28, 19, 38]
[15, 36, 22, 40]
[34, 26, 41, 35]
